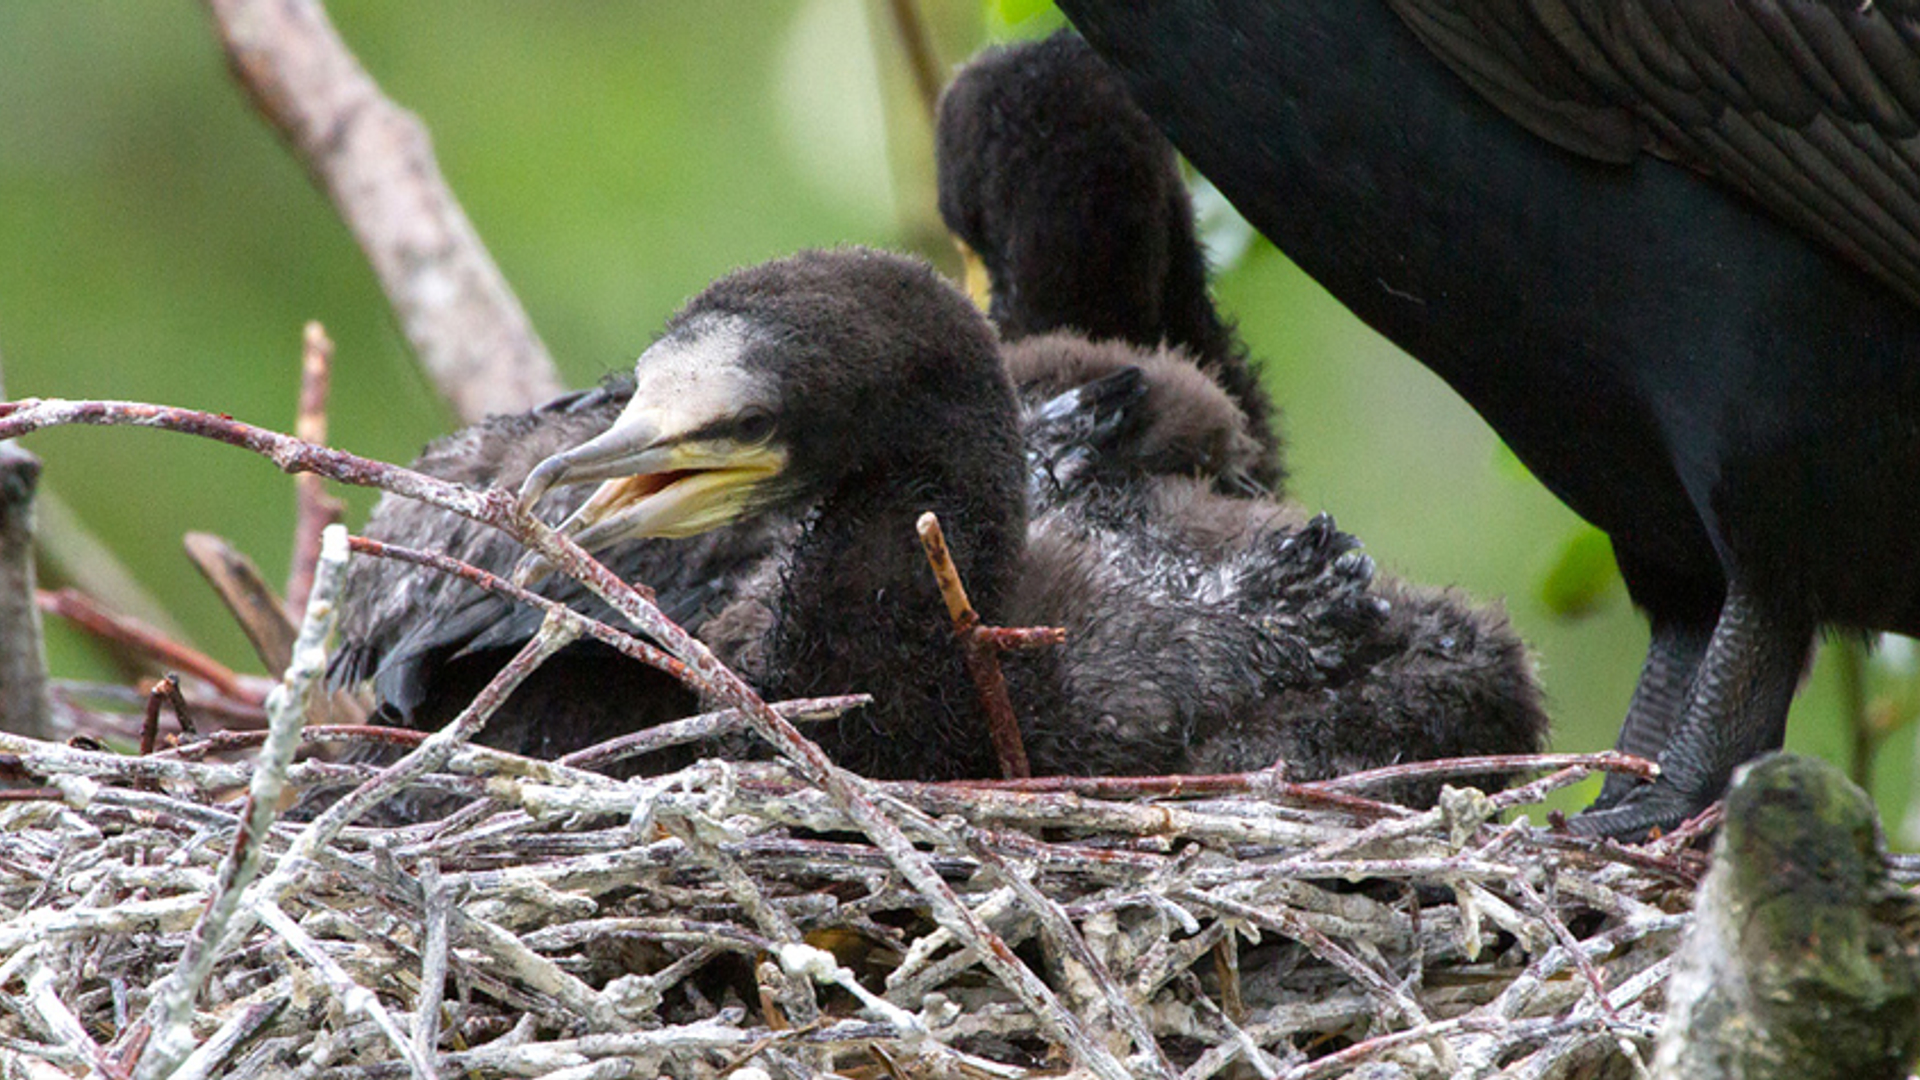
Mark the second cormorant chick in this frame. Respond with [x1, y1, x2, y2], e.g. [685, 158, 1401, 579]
[937, 31, 1284, 491]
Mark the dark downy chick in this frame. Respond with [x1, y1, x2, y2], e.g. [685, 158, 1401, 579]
[937, 31, 1285, 492]
[329, 382, 790, 767]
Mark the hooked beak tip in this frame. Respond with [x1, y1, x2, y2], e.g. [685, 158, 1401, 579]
[519, 457, 567, 508]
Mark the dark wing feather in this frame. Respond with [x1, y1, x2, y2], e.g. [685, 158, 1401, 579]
[1388, 0, 1920, 304]
[328, 382, 632, 708]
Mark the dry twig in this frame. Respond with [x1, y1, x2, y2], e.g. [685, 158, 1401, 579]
[287, 322, 345, 620]
[36, 587, 266, 707]
[916, 511, 1065, 780]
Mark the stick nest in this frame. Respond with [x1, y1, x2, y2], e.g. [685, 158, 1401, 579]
[0, 736, 1701, 1079]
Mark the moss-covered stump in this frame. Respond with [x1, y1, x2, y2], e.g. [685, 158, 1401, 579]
[1654, 752, 1920, 1080]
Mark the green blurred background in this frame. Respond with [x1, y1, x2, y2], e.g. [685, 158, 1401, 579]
[3, 0, 1914, 831]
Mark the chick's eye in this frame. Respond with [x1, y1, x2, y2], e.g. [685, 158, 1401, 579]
[735, 408, 776, 444]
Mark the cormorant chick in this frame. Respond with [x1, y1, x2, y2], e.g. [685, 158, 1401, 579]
[1006, 338, 1546, 799]
[936, 31, 1284, 491]
[515, 247, 1545, 787]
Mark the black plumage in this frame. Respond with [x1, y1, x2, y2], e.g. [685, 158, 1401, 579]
[1055, 0, 1920, 834]
[937, 32, 1285, 492]
[333, 265, 1543, 791]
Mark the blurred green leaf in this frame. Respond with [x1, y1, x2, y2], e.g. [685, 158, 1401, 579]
[1193, 177, 1257, 273]
[986, 0, 1064, 37]
[1538, 524, 1619, 619]
[1491, 437, 1540, 484]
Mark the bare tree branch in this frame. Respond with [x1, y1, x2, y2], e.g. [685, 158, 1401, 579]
[135, 526, 352, 1080]
[0, 345, 54, 740]
[201, 0, 563, 421]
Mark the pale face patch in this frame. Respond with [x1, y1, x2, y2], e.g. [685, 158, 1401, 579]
[628, 314, 778, 438]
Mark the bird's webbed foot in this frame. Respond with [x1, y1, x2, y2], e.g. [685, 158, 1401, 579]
[1591, 618, 1712, 810]
[1575, 584, 1810, 841]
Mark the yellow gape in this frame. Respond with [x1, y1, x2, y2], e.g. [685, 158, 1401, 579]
[952, 236, 992, 314]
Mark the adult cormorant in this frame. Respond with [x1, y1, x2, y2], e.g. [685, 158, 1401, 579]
[1054, 2, 1920, 835]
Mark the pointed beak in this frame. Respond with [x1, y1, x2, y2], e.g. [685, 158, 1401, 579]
[513, 396, 787, 583]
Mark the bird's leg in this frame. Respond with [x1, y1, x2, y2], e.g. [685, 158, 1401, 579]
[1592, 619, 1711, 809]
[1575, 584, 1810, 839]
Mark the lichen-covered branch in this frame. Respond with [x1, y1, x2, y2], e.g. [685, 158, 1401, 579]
[136, 525, 351, 1080]
[1654, 752, 1920, 1080]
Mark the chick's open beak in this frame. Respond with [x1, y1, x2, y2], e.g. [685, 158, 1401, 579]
[515, 398, 786, 579]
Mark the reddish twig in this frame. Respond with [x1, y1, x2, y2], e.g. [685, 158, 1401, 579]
[1311, 750, 1658, 793]
[557, 694, 870, 773]
[348, 535, 678, 679]
[944, 767, 1410, 821]
[937, 752, 1654, 822]
[0, 787, 59, 802]
[916, 511, 1066, 781]
[50, 680, 266, 738]
[37, 588, 260, 706]
[138, 674, 193, 756]
[1511, 875, 1620, 1024]
[286, 322, 344, 619]
[202, 0, 562, 422]
[148, 723, 430, 762]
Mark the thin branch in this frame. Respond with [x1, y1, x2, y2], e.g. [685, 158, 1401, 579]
[963, 827, 1174, 1078]
[882, 0, 944, 125]
[201, 0, 563, 422]
[165, 997, 285, 1080]
[138, 674, 189, 757]
[411, 859, 450, 1066]
[287, 321, 344, 618]
[347, 535, 683, 684]
[184, 530, 368, 726]
[918, 510, 1065, 780]
[37, 587, 265, 706]
[182, 532, 297, 675]
[259, 900, 436, 1079]
[556, 694, 870, 772]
